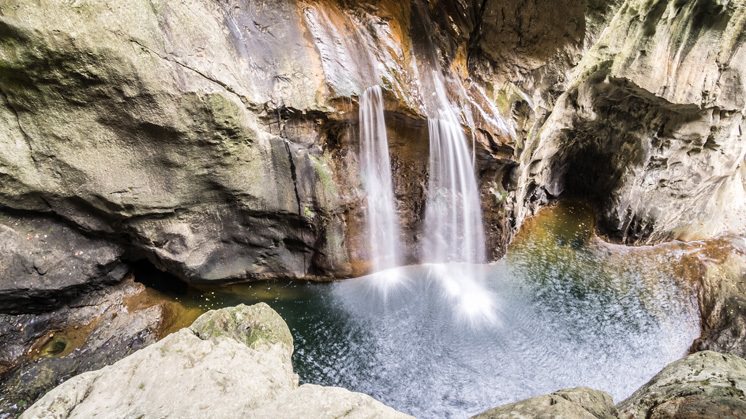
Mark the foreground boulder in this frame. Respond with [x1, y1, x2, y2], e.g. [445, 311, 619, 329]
[0, 278, 197, 416]
[472, 387, 617, 419]
[21, 303, 410, 419]
[618, 351, 746, 418]
[473, 351, 746, 418]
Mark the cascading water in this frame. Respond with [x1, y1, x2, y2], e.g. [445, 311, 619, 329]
[420, 72, 497, 324]
[359, 85, 402, 275]
[423, 118, 486, 264]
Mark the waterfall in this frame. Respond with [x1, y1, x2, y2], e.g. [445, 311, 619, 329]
[421, 73, 495, 325]
[359, 85, 402, 273]
[423, 75, 486, 265]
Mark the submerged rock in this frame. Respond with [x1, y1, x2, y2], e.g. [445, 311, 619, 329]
[472, 387, 617, 419]
[21, 304, 411, 419]
[618, 351, 746, 418]
[190, 300, 294, 354]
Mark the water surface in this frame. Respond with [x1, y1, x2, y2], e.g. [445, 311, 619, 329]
[152, 202, 700, 418]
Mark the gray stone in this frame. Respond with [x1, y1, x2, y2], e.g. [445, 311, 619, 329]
[691, 238, 746, 358]
[20, 304, 411, 419]
[0, 278, 190, 417]
[511, 0, 746, 245]
[474, 387, 617, 419]
[0, 0, 524, 285]
[0, 212, 127, 313]
[618, 351, 746, 418]
[472, 387, 617, 419]
[190, 302, 294, 356]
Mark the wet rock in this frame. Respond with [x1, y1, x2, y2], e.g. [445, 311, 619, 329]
[0, 0, 740, 284]
[21, 304, 411, 419]
[0, 0, 356, 282]
[472, 387, 617, 419]
[0, 0, 526, 283]
[0, 278, 196, 417]
[0, 212, 127, 313]
[617, 351, 746, 418]
[690, 238, 746, 358]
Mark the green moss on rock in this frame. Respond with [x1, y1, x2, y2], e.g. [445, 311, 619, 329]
[189, 303, 293, 351]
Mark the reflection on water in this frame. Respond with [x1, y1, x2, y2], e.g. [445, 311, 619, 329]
[145, 202, 700, 418]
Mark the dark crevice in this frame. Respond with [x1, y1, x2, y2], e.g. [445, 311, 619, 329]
[273, 105, 304, 217]
[128, 259, 190, 297]
[283, 142, 303, 217]
[270, 105, 307, 275]
[467, 0, 489, 65]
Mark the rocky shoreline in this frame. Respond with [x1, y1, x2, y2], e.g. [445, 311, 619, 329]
[20, 304, 412, 419]
[19, 301, 746, 418]
[1, 227, 742, 417]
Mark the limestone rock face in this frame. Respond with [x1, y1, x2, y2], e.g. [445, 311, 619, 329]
[513, 0, 746, 244]
[0, 212, 127, 313]
[20, 304, 411, 419]
[472, 387, 617, 419]
[618, 351, 746, 418]
[0, 0, 515, 284]
[0, 0, 356, 282]
[2, 0, 740, 287]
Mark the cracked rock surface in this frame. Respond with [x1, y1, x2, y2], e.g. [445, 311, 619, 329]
[0, 212, 127, 313]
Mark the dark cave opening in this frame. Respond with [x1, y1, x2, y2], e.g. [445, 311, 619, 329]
[551, 132, 645, 242]
[128, 259, 190, 297]
[561, 144, 625, 206]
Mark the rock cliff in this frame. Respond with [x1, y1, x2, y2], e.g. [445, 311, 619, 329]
[1, 0, 742, 290]
[513, 0, 746, 243]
